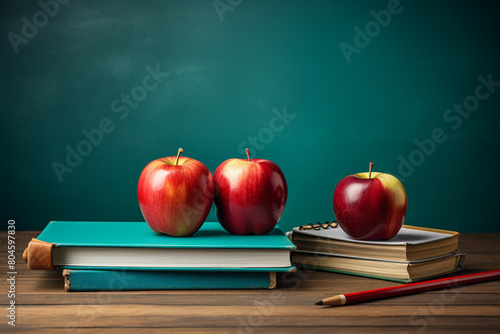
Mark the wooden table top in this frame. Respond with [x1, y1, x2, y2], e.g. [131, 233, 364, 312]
[2, 231, 499, 333]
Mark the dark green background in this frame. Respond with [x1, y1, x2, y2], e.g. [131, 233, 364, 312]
[2, 0, 500, 232]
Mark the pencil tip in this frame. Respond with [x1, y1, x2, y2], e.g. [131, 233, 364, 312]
[315, 301, 323, 305]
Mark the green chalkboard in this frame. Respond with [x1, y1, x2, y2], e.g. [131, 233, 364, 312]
[2, 0, 500, 232]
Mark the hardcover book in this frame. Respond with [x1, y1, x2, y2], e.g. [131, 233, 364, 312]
[291, 251, 466, 283]
[63, 269, 279, 291]
[23, 221, 296, 270]
[289, 224, 459, 261]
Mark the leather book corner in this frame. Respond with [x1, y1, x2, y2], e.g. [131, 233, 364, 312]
[23, 238, 55, 270]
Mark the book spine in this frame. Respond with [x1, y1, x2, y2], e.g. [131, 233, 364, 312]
[63, 270, 276, 291]
[23, 238, 55, 270]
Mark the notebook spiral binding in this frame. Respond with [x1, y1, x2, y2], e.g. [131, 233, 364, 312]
[298, 220, 338, 231]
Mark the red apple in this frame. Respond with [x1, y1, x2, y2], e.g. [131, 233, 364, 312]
[333, 162, 407, 240]
[214, 149, 287, 235]
[137, 148, 214, 237]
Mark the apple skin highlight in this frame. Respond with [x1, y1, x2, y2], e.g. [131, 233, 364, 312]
[214, 150, 287, 235]
[333, 170, 407, 241]
[138, 150, 214, 237]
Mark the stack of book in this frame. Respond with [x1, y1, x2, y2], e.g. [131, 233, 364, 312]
[23, 221, 296, 291]
[287, 223, 466, 283]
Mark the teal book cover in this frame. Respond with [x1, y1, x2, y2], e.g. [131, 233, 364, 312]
[26, 221, 296, 270]
[37, 221, 295, 249]
[63, 269, 284, 291]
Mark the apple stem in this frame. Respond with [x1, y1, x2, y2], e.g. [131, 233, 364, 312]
[245, 148, 251, 162]
[369, 162, 374, 179]
[175, 148, 183, 166]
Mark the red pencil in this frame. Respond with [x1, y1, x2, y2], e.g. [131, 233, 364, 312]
[316, 270, 500, 306]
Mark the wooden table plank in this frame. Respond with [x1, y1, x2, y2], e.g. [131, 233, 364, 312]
[1, 231, 499, 333]
[17, 304, 500, 317]
[5, 328, 500, 334]
[12, 313, 500, 329]
[12, 292, 500, 306]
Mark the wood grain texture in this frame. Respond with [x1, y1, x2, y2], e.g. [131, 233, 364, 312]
[1, 232, 499, 333]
